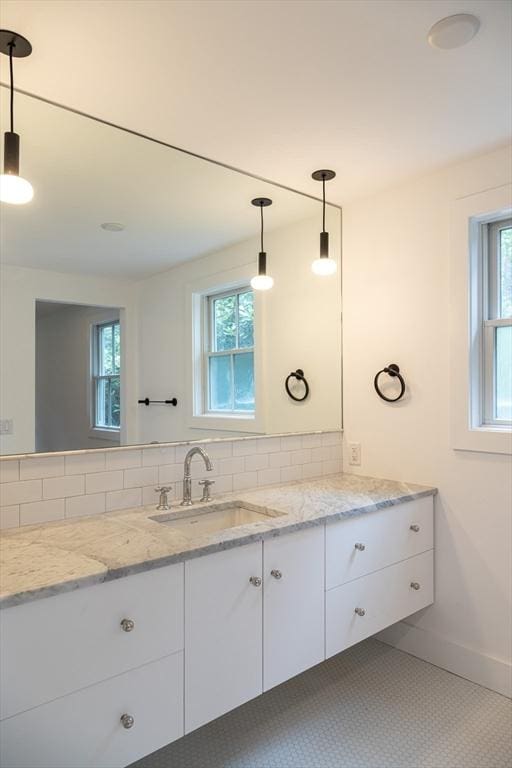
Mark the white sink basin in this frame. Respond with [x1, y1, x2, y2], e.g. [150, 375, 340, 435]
[151, 501, 283, 538]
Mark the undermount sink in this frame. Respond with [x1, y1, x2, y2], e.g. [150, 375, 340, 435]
[151, 501, 284, 538]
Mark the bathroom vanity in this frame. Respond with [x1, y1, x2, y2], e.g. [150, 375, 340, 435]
[0, 475, 435, 768]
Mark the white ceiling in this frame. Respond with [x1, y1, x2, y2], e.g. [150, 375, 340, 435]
[0, 0, 510, 205]
[0, 88, 323, 279]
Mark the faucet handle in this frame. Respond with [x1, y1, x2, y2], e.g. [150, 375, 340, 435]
[155, 486, 172, 510]
[199, 479, 215, 502]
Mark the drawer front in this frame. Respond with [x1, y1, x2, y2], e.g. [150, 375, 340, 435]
[326, 550, 433, 658]
[1, 563, 184, 720]
[326, 496, 433, 589]
[0, 652, 184, 768]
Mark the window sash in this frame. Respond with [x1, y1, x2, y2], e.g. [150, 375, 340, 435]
[481, 219, 512, 427]
[92, 321, 121, 430]
[204, 288, 254, 415]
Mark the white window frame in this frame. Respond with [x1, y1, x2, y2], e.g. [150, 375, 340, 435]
[481, 218, 512, 427]
[186, 264, 265, 434]
[91, 319, 121, 435]
[204, 286, 255, 416]
[450, 183, 512, 455]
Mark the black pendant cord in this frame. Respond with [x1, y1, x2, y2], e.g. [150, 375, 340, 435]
[8, 41, 14, 132]
[260, 202, 264, 252]
[322, 176, 326, 233]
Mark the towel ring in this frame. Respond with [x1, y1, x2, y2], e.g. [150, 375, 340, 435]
[374, 364, 405, 402]
[285, 369, 310, 402]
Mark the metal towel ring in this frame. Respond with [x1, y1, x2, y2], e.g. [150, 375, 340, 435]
[285, 369, 310, 402]
[374, 364, 405, 402]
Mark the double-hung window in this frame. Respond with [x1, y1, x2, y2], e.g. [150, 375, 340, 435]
[92, 320, 121, 430]
[482, 218, 511, 426]
[205, 288, 255, 414]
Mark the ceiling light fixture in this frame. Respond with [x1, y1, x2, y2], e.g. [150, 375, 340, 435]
[100, 222, 125, 232]
[250, 197, 274, 291]
[427, 14, 480, 50]
[311, 169, 337, 276]
[0, 30, 33, 205]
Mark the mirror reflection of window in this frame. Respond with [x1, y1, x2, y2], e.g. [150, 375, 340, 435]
[206, 288, 254, 414]
[93, 320, 121, 430]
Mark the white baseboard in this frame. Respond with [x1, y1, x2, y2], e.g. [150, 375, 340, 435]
[376, 621, 511, 699]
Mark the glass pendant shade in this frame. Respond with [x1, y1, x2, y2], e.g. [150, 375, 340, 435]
[251, 273, 274, 291]
[311, 256, 337, 275]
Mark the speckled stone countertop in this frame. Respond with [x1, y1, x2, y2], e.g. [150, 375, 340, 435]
[0, 474, 436, 608]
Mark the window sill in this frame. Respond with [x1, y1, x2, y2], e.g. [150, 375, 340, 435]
[89, 428, 121, 442]
[189, 414, 265, 434]
[452, 426, 512, 455]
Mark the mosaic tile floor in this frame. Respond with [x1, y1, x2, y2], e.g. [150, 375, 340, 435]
[131, 639, 512, 768]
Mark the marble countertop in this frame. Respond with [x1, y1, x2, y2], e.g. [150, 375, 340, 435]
[0, 473, 436, 608]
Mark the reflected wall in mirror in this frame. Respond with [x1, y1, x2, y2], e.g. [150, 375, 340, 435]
[0, 89, 342, 456]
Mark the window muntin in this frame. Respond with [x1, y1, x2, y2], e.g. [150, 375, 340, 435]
[206, 288, 254, 414]
[483, 218, 512, 426]
[93, 321, 121, 429]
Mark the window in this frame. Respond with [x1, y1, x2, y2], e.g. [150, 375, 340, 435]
[205, 288, 254, 414]
[92, 320, 121, 429]
[482, 218, 512, 426]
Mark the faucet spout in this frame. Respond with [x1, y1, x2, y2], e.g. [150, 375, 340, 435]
[181, 447, 214, 505]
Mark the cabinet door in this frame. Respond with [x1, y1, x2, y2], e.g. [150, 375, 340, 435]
[263, 526, 325, 691]
[185, 542, 263, 733]
[0, 653, 184, 768]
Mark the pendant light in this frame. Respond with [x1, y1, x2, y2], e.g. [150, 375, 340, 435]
[311, 169, 336, 275]
[250, 197, 274, 291]
[0, 30, 33, 205]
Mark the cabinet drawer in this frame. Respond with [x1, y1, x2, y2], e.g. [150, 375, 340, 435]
[326, 550, 433, 658]
[1, 564, 184, 720]
[0, 652, 184, 768]
[326, 496, 433, 589]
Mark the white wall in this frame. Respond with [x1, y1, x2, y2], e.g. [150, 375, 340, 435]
[36, 304, 120, 452]
[0, 265, 138, 455]
[136, 211, 342, 443]
[342, 145, 512, 695]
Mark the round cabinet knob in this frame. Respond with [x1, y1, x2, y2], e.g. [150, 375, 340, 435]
[120, 714, 135, 729]
[410, 582, 421, 591]
[410, 524, 420, 532]
[249, 576, 262, 587]
[270, 569, 282, 580]
[120, 618, 135, 633]
[354, 607, 366, 617]
[354, 543, 366, 551]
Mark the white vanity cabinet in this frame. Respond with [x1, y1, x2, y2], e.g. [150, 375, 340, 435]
[263, 526, 325, 690]
[184, 542, 263, 733]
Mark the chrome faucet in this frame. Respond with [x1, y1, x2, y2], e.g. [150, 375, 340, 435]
[181, 447, 214, 505]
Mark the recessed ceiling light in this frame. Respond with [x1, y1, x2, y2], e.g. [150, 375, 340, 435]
[100, 222, 125, 232]
[428, 14, 480, 50]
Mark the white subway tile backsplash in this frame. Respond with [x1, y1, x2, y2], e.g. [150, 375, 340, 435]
[124, 466, 158, 489]
[291, 449, 311, 466]
[142, 446, 176, 466]
[105, 450, 142, 470]
[0, 479, 42, 507]
[301, 434, 323, 449]
[106, 488, 142, 512]
[65, 493, 106, 519]
[20, 499, 65, 526]
[280, 465, 302, 483]
[65, 452, 106, 475]
[0, 431, 342, 528]
[244, 453, 269, 472]
[43, 475, 85, 500]
[216, 457, 245, 476]
[269, 452, 291, 468]
[257, 468, 281, 486]
[19, 456, 64, 480]
[233, 471, 258, 491]
[0, 461, 19, 483]
[0, 505, 20, 529]
[86, 470, 124, 494]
